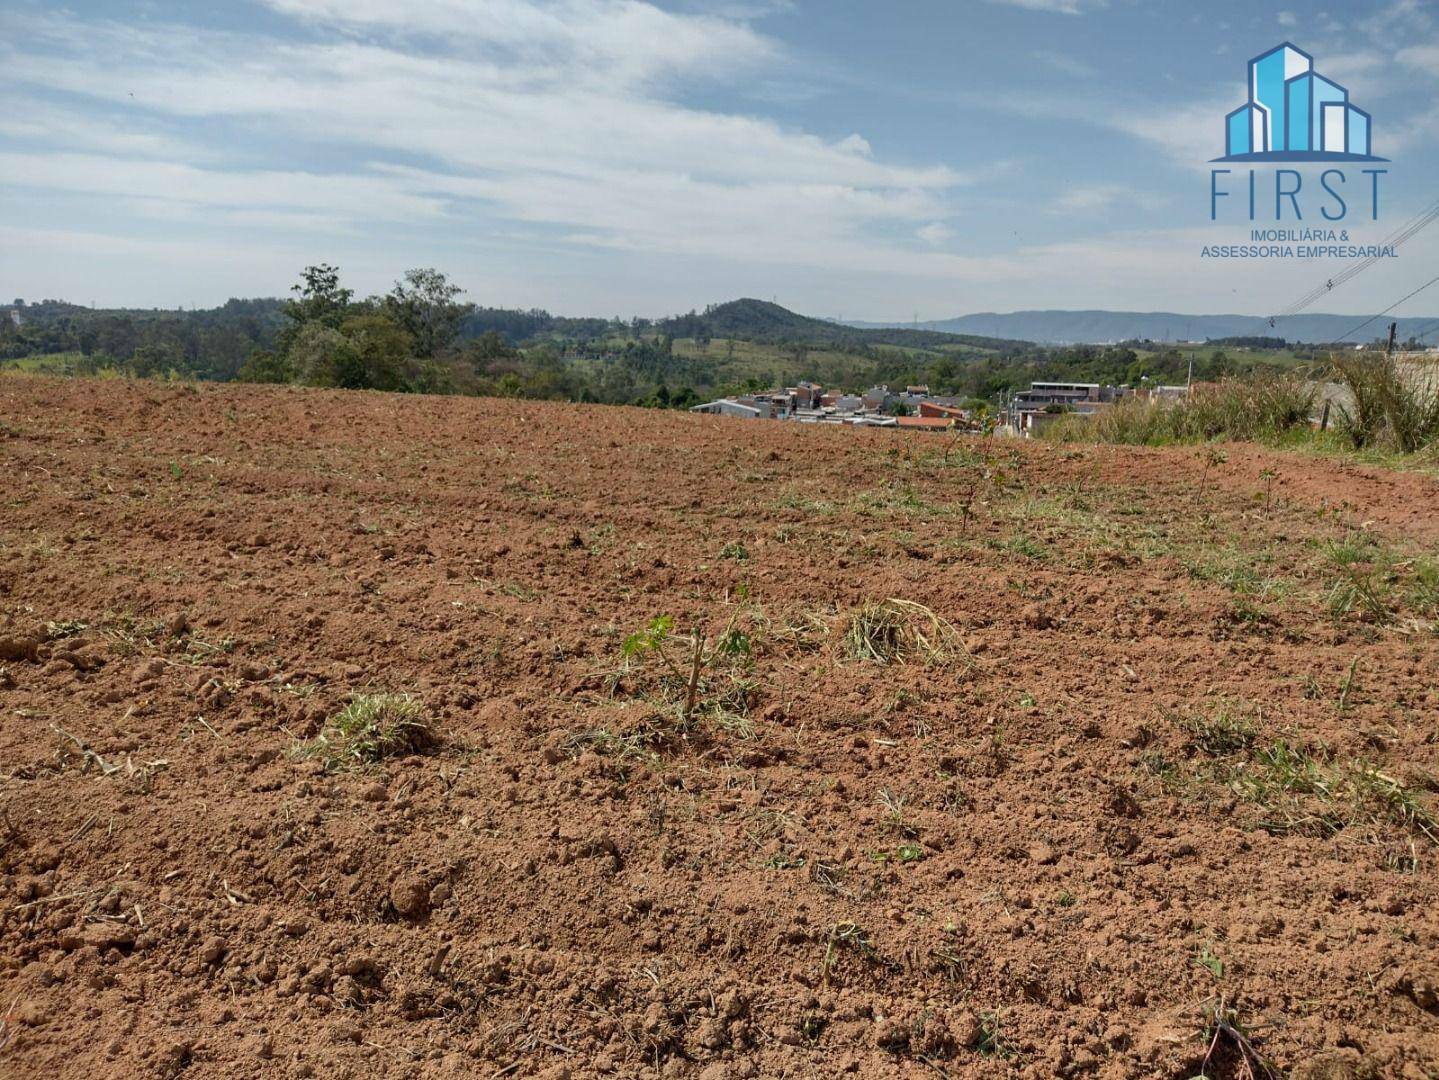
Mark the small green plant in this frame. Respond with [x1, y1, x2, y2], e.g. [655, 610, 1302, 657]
[821, 921, 878, 983]
[1195, 941, 1225, 979]
[1193, 997, 1276, 1080]
[896, 841, 924, 863]
[621, 613, 751, 724]
[976, 1010, 1012, 1059]
[301, 693, 429, 770]
[720, 540, 750, 562]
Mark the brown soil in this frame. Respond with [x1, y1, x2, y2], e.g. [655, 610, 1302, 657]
[1, 375, 1437, 1079]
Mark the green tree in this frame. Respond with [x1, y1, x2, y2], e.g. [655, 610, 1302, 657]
[465, 329, 518, 367]
[384, 268, 472, 358]
[340, 313, 414, 391]
[285, 264, 353, 329]
[291, 323, 361, 388]
[237, 348, 296, 384]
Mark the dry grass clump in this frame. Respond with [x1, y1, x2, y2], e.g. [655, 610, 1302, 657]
[302, 693, 430, 770]
[841, 598, 963, 665]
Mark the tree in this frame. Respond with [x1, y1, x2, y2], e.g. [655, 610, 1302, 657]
[340, 313, 413, 391]
[384, 268, 472, 358]
[467, 330, 519, 364]
[291, 323, 361, 388]
[127, 343, 178, 378]
[285, 264, 353, 329]
[237, 348, 295, 384]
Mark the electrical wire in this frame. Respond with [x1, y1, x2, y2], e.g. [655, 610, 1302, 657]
[1327, 272, 1439, 344]
[1266, 194, 1439, 328]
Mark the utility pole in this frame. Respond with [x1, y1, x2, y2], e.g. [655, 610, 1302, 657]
[1386, 321, 1398, 357]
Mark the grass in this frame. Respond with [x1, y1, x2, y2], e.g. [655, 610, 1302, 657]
[1177, 713, 1438, 844]
[1193, 998, 1276, 1080]
[1041, 373, 1316, 447]
[1176, 704, 1258, 756]
[563, 726, 661, 775]
[1314, 533, 1439, 629]
[976, 1010, 1012, 1060]
[840, 598, 963, 665]
[1158, 698, 1439, 847]
[300, 693, 430, 770]
[1333, 353, 1439, 453]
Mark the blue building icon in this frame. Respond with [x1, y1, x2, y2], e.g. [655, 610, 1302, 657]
[1217, 43, 1383, 162]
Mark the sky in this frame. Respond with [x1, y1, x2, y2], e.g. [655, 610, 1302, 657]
[2, 0, 1438, 320]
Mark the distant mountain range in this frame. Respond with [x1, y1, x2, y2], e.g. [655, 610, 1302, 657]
[847, 310, 1439, 346]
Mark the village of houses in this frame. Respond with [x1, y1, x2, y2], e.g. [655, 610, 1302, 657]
[690, 379, 1189, 435]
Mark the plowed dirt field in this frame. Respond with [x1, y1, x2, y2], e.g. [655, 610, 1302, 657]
[2, 376, 1437, 1079]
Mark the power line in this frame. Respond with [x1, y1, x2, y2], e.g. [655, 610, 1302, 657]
[1267, 194, 1439, 326]
[1329, 272, 1439, 344]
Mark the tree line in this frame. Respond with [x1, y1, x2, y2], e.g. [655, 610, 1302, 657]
[2, 264, 1317, 408]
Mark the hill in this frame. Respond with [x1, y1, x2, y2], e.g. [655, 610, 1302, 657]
[658, 298, 1027, 352]
[850, 309, 1439, 346]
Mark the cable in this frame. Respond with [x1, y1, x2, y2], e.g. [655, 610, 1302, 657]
[1266, 194, 1439, 327]
[1328, 272, 1439, 344]
[1402, 317, 1439, 342]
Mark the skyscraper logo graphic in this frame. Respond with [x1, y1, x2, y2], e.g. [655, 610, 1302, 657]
[1216, 43, 1385, 163]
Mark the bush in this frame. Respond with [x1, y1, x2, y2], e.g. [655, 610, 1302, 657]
[1332, 354, 1439, 453]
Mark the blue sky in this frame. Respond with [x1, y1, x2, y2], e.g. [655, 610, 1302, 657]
[2, 0, 1437, 319]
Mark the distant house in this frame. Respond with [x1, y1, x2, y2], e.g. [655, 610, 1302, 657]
[862, 385, 891, 411]
[690, 399, 765, 419]
[794, 381, 824, 408]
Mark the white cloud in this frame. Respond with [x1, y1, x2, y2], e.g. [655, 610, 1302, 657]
[985, 0, 1106, 13]
[1277, 11, 1297, 27]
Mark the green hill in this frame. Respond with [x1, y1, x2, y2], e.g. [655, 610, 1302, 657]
[658, 298, 1028, 352]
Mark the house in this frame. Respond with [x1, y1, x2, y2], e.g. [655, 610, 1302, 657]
[690, 398, 766, 419]
[793, 382, 824, 408]
[861, 385, 892, 411]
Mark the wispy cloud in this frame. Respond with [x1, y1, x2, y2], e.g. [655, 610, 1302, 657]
[985, 0, 1106, 13]
[0, 1, 974, 291]
[1048, 184, 1167, 217]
